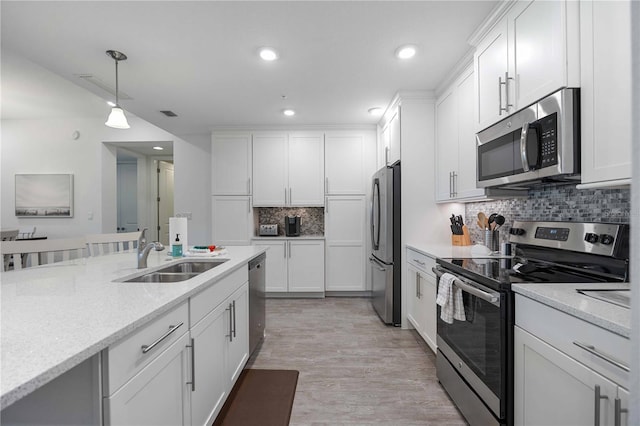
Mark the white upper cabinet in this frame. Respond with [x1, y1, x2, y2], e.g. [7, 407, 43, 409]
[288, 132, 325, 206]
[579, 0, 632, 187]
[252, 133, 288, 206]
[436, 66, 486, 202]
[475, 20, 509, 131]
[212, 196, 252, 245]
[473, 0, 579, 131]
[212, 133, 252, 195]
[325, 132, 368, 195]
[386, 107, 401, 166]
[252, 132, 324, 206]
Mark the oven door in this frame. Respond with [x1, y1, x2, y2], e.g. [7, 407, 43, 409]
[434, 266, 507, 420]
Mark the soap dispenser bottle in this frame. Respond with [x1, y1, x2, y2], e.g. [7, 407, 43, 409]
[172, 234, 183, 257]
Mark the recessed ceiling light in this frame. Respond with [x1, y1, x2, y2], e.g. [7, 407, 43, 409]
[395, 45, 417, 59]
[106, 101, 116, 107]
[259, 48, 278, 61]
[153, 146, 164, 151]
[368, 107, 384, 116]
[283, 109, 296, 117]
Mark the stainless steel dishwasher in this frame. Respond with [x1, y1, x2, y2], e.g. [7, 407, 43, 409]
[248, 253, 266, 355]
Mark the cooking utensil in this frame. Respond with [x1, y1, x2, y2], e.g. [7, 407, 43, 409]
[478, 212, 488, 230]
[494, 215, 505, 230]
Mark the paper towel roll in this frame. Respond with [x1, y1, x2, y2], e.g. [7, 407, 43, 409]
[169, 217, 188, 252]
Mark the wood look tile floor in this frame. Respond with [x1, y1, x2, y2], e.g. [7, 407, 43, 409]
[246, 297, 467, 426]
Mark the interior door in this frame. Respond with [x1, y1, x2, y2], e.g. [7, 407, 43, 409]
[117, 161, 138, 232]
[158, 161, 174, 245]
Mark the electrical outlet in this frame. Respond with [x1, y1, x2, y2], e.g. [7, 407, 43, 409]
[175, 212, 192, 220]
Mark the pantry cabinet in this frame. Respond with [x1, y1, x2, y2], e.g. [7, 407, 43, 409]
[325, 196, 366, 292]
[578, 0, 632, 187]
[405, 248, 436, 352]
[473, 0, 579, 131]
[435, 66, 485, 202]
[252, 239, 325, 294]
[212, 196, 252, 245]
[384, 107, 401, 166]
[211, 133, 252, 195]
[252, 132, 324, 207]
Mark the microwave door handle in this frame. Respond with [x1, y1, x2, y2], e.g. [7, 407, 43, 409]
[520, 121, 531, 172]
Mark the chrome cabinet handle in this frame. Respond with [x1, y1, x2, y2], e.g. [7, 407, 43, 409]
[498, 75, 506, 115]
[187, 337, 195, 391]
[505, 72, 513, 111]
[416, 271, 420, 298]
[226, 304, 233, 342]
[573, 342, 630, 372]
[288, 241, 291, 258]
[413, 259, 425, 266]
[615, 397, 628, 426]
[520, 121, 530, 172]
[417, 272, 422, 299]
[232, 300, 237, 338]
[594, 384, 608, 426]
[452, 171, 457, 197]
[289, 187, 292, 205]
[449, 171, 452, 198]
[247, 177, 251, 195]
[325, 177, 329, 194]
[141, 322, 184, 354]
[284, 188, 287, 205]
[385, 146, 389, 165]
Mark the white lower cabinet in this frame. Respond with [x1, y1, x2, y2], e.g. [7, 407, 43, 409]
[253, 239, 325, 294]
[515, 294, 630, 426]
[325, 196, 366, 292]
[191, 283, 249, 426]
[103, 268, 250, 426]
[405, 248, 436, 352]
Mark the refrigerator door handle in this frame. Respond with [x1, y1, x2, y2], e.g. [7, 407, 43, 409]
[371, 178, 381, 250]
[369, 256, 387, 271]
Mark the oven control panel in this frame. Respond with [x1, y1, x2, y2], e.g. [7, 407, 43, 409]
[535, 226, 570, 241]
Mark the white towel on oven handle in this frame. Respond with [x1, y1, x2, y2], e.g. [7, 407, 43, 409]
[436, 272, 466, 324]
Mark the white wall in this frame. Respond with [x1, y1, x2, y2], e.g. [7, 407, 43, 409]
[1, 51, 211, 242]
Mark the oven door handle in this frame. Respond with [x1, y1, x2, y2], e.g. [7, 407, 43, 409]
[432, 266, 499, 305]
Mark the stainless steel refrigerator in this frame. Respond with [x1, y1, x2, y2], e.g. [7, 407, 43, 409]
[369, 162, 401, 325]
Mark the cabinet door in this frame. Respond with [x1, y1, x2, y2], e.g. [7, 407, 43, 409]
[325, 196, 365, 291]
[253, 241, 287, 292]
[288, 132, 324, 206]
[325, 133, 366, 195]
[212, 133, 251, 195]
[212, 196, 251, 245]
[104, 333, 191, 426]
[387, 108, 401, 165]
[252, 133, 287, 206]
[509, 0, 567, 110]
[405, 264, 425, 335]
[226, 284, 249, 386]
[190, 302, 228, 426]
[454, 68, 484, 200]
[579, 0, 632, 185]
[435, 88, 458, 201]
[420, 270, 437, 353]
[514, 326, 618, 426]
[474, 19, 509, 131]
[288, 240, 325, 292]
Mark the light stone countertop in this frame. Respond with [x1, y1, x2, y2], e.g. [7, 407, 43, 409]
[512, 282, 631, 338]
[0, 245, 265, 410]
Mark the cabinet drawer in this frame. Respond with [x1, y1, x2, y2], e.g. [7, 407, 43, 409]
[103, 301, 189, 396]
[191, 267, 248, 327]
[406, 249, 435, 276]
[516, 295, 630, 389]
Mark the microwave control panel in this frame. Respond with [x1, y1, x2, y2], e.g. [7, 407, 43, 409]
[539, 113, 558, 168]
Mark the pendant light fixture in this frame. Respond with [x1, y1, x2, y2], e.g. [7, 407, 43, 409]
[105, 50, 130, 129]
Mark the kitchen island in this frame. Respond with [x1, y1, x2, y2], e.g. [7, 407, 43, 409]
[1, 245, 265, 424]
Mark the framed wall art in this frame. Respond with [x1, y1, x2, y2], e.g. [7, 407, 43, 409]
[15, 174, 74, 218]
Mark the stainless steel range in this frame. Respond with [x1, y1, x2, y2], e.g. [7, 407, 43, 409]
[433, 221, 629, 426]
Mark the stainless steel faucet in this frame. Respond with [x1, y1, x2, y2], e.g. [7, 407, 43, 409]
[137, 228, 165, 269]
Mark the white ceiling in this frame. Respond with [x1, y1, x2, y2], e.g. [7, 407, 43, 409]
[1, 1, 497, 136]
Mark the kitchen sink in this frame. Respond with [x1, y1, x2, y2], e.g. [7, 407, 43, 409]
[121, 259, 228, 283]
[577, 289, 630, 309]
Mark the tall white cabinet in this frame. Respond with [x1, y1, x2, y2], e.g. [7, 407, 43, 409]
[578, 0, 632, 187]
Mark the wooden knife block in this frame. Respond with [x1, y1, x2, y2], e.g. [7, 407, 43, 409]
[452, 225, 472, 246]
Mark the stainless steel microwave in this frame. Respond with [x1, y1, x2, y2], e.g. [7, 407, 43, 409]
[476, 88, 580, 189]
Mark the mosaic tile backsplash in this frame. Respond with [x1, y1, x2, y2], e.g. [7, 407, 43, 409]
[464, 183, 631, 245]
[256, 207, 324, 236]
